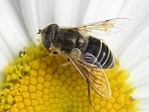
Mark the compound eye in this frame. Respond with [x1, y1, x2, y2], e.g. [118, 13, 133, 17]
[42, 34, 52, 50]
[41, 24, 59, 50]
[47, 24, 59, 41]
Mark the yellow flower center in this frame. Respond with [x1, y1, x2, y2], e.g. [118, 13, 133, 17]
[0, 40, 140, 112]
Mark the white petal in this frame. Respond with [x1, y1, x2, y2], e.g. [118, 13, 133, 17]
[0, 38, 14, 61]
[11, 0, 22, 16]
[20, 0, 39, 45]
[137, 100, 149, 110]
[0, 0, 31, 57]
[53, 0, 73, 25]
[70, 0, 91, 26]
[0, 10, 19, 56]
[35, 0, 54, 28]
[127, 59, 149, 87]
[132, 84, 149, 99]
[141, 110, 149, 112]
[120, 25, 149, 72]
[53, 0, 90, 26]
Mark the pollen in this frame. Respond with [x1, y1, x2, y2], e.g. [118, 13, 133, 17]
[0, 40, 140, 112]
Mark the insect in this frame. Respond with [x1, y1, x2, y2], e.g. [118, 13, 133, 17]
[38, 18, 130, 105]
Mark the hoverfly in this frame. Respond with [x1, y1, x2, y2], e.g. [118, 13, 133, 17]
[38, 18, 130, 105]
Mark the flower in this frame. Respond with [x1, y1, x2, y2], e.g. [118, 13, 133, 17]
[0, 40, 140, 112]
[0, 0, 149, 112]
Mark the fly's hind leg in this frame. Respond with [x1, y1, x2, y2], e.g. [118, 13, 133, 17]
[87, 79, 92, 106]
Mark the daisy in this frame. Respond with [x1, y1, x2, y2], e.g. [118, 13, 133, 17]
[0, 0, 149, 112]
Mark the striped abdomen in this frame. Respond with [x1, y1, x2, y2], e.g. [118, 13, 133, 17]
[83, 36, 114, 69]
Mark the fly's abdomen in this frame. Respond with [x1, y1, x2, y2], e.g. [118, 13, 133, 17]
[83, 36, 114, 69]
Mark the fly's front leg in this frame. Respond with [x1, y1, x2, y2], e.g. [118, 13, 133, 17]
[43, 46, 59, 57]
[48, 46, 59, 56]
[53, 56, 71, 74]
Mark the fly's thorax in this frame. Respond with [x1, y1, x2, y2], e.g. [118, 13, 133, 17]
[52, 28, 82, 53]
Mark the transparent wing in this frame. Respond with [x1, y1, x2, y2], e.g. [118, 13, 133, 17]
[74, 18, 130, 35]
[84, 64, 111, 98]
[67, 54, 111, 98]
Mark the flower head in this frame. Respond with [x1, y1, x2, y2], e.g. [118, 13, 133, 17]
[0, 40, 140, 112]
